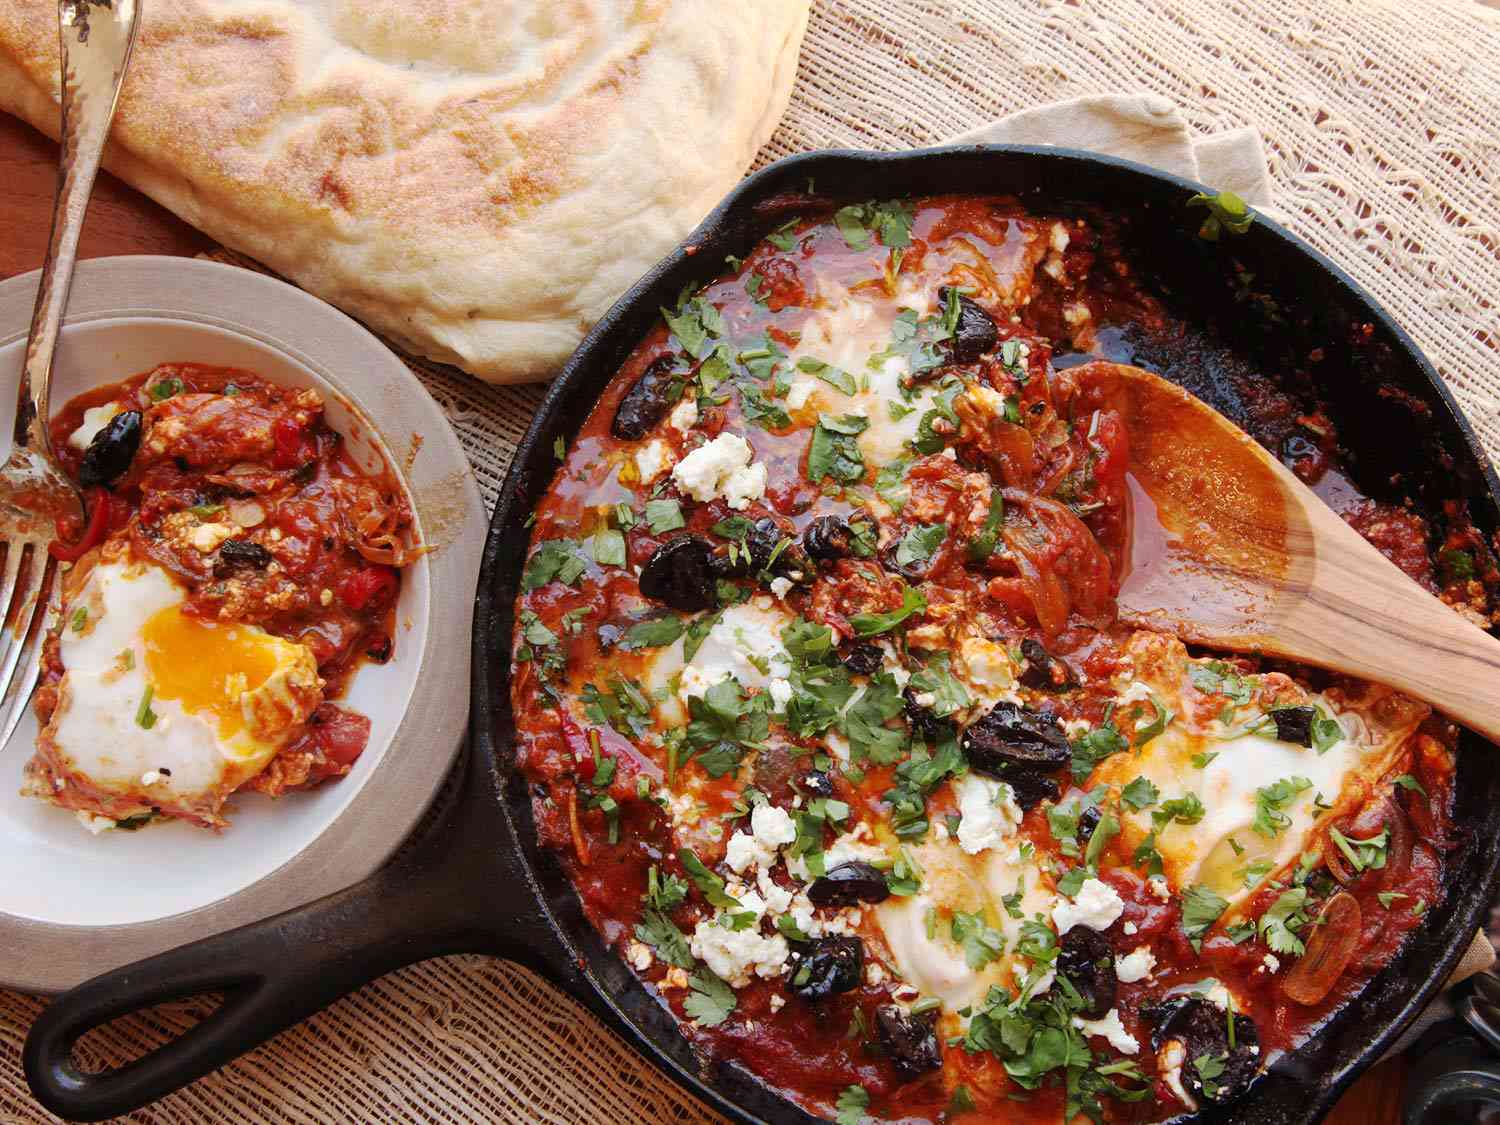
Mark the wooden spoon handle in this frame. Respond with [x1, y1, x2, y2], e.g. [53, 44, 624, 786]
[1286, 499, 1500, 743]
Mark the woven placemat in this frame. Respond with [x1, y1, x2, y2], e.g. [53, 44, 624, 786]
[4, 0, 1500, 1120]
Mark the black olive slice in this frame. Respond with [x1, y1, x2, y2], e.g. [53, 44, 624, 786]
[1017, 639, 1078, 692]
[798, 769, 835, 798]
[214, 539, 273, 574]
[78, 410, 143, 488]
[710, 516, 800, 579]
[1057, 926, 1117, 1020]
[807, 862, 890, 908]
[904, 687, 954, 743]
[1145, 996, 1260, 1105]
[960, 702, 1070, 812]
[1077, 804, 1102, 846]
[961, 701, 1070, 774]
[875, 1005, 942, 1080]
[1269, 705, 1316, 747]
[840, 643, 883, 676]
[639, 536, 718, 612]
[611, 355, 678, 440]
[803, 515, 852, 561]
[787, 936, 863, 1002]
[1004, 771, 1061, 812]
[939, 287, 999, 364]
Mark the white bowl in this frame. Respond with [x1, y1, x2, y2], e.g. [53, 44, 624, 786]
[0, 258, 484, 991]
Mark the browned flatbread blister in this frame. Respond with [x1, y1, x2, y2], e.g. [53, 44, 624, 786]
[0, 0, 810, 381]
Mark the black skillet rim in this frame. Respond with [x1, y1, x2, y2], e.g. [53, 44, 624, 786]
[470, 143, 1500, 1125]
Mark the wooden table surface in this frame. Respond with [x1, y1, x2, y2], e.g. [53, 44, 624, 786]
[0, 109, 1407, 1124]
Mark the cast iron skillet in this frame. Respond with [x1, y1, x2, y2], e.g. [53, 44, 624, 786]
[22, 146, 1500, 1124]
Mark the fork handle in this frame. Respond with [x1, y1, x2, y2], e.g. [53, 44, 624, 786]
[17, 0, 142, 453]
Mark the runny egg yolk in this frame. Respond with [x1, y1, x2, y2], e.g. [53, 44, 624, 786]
[142, 606, 285, 739]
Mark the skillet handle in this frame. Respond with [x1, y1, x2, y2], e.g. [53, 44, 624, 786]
[22, 853, 499, 1123]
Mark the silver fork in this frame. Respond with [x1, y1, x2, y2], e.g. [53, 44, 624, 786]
[0, 0, 141, 745]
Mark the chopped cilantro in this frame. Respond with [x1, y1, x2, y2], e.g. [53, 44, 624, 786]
[682, 968, 737, 1027]
[894, 523, 946, 568]
[1181, 884, 1228, 951]
[619, 614, 686, 651]
[807, 412, 869, 484]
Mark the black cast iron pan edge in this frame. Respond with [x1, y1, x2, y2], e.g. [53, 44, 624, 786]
[24, 145, 1500, 1125]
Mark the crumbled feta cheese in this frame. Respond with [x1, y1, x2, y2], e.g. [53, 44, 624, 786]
[1115, 679, 1154, 705]
[1205, 981, 1233, 1011]
[671, 432, 765, 509]
[1122, 920, 1138, 935]
[190, 522, 238, 553]
[865, 962, 886, 986]
[140, 770, 162, 786]
[1116, 946, 1157, 983]
[75, 811, 116, 834]
[725, 831, 775, 874]
[634, 439, 672, 482]
[1063, 302, 1092, 325]
[68, 403, 121, 450]
[1050, 222, 1071, 253]
[1262, 953, 1281, 973]
[768, 678, 793, 709]
[752, 804, 797, 848]
[1074, 1009, 1139, 1055]
[756, 869, 794, 915]
[627, 941, 654, 971]
[1160, 1039, 1197, 1111]
[690, 915, 789, 987]
[912, 691, 936, 708]
[785, 378, 817, 410]
[955, 774, 1022, 855]
[958, 635, 1014, 693]
[787, 826, 885, 882]
[669, 397, 699, 431]
[1148, 875, 1170, 900]
[769, 994, 786, 1013]
[1052, 878, 1125, 934]
[722, 462, 767, 510]
[769, 576, 793, 599]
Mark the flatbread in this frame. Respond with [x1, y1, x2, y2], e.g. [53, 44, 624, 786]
[0, 0, 809, 382]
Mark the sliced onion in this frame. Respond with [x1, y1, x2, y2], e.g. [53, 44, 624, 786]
[1282, 892, 1362, 1006]
[227, 500, 265, 528]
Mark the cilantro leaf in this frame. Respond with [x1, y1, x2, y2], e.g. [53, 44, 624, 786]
[1251, 776, 1313, 838]
[619, 614, 686, 651]
[1070, 722, 1128, 783]
[907, 653, 969, 718]
[807, 412, 869, 484]
[644, 498, 685, 534]
[678, 848, 740, 910]
[1259, 887, 1309, 956]
[1181, 884, 1228, 951]
[797, 356, 857, 396]
[634, 910, 693, 968]
[682, 968, 737, 1027]
[522, 539, 587, 591]
[894, 523, 946, 568]
[835, 1083, 871, 1125]
[849, 582, 927, 637]
[1121, 777, 1160, 811]
[951, 910, 1006, 970]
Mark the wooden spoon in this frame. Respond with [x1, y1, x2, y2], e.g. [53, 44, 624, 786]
[1077, 361, 1500, 743]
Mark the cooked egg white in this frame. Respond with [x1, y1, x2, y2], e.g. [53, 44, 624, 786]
[645, 600, 795, 724]
[39, 560, 321, 820]
[873, 776, 1057, 1015]
[1090, 636, 1422, 908]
